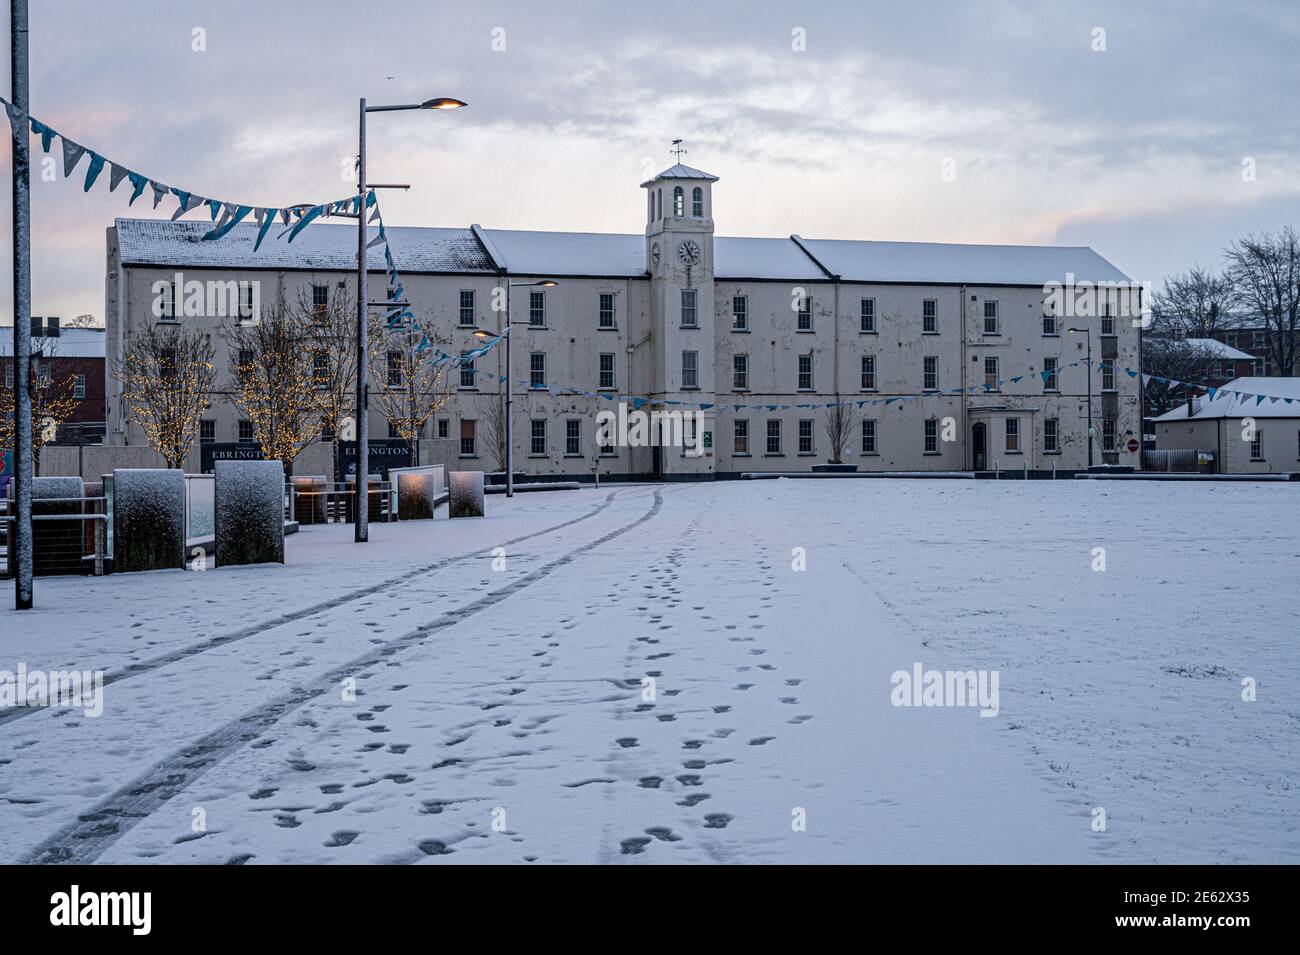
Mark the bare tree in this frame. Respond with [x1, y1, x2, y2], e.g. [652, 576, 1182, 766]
[1225, 226, 1300, 376]
[1150, 267, 1237, 338]
[289, 279, 384, 483]
[479, 391, 509, 473]
[1, 339, 82, 473]
[228, 305, 321, 475]
[114, 324, 216, 468]
[1140, 337, 1222, 416]
[822, 402, 859, 464]
[369, 325, 454, 467]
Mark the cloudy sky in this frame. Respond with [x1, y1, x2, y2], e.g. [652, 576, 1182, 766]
[2, 0, 1298, 324]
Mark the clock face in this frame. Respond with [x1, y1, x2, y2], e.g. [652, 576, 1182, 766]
[677, 239, 701, 265]
[651, 242, 661, 267]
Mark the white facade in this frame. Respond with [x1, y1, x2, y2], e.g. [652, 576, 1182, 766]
[1152, 377, 1300, 474]
[104, 163, 1142, 477]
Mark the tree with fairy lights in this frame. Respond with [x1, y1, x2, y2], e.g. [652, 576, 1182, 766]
[114, 325, 216, 469]
[369, 321, 454, 467]
[1, 342, 82, 474]
[228, 304, 321, 476]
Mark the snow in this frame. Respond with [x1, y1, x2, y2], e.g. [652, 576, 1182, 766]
[110, 468, 185, 573]
[115, 219, 496, 274]
[476, 228, 646, 279]
[639, 163, 720, 186]
[1152, 376, 1300, 421]
[0, 480, 1295, 864]
[213, 460, 285, 567]
[1181, 337, 1256, 361]
[796, 236, 1130, 285]
[715, 237, 827, 281]
[0, 327, 104, 358]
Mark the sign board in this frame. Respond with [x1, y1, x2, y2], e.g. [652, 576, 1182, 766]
[201, 442, 263, 474]
[340, 439, 413, 478]
[1126, 437, 1139, 453]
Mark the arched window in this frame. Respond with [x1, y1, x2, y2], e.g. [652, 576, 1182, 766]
[692, 186, 704, 217]
[655, 188, 662, 220]
[648, 190, 655, 223]
[673, 186, 684, 217]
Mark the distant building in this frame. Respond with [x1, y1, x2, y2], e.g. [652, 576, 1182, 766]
[1207, 326, 1298, 378]
[1152, 377, 1300, 473]
[0, 320, 107, 447]
[104, 162, 1142, 477]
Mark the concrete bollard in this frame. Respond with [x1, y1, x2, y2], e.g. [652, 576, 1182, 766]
[448, 470, 485, 518]
[215, 460, 286, 567]
[112, 468, 186, 573]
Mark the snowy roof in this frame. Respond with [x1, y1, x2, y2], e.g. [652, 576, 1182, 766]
[1152, 377, 1300, 421]
[476, 228, 646, 278]
[715, 237, 827, 281]
[0, 327, 105, 358]
[114, 219, 496, 273]
[795, 237, 1130, 286]
[1182, 338, 1256, 360]
[640, 163, 719, 186]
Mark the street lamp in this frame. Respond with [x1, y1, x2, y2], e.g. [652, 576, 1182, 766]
[473, 279, 558, 498]
[353, 94, 466, 543]
[1067, 326, 1094, 469]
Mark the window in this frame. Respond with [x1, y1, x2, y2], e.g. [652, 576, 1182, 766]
[4, 364, 12, 388]
[691, 186, 704, 217]
[860, 298, 876, 333]
[460, 360, 476, 388]
[924, 418, 939, 454]
[922, 299, 937, 334]
[681, 350, 699, 389]
[36, 364, 52, 387]
[798, 419, 814, 454]
[984, 357, 999, 390]
[436, 419, 449, 439]
[732, 295, 748, 331]
[459, 289, 475, 327]
[73, 374, 86, 399]
[566, 419, 581, 456]
[1042, 300, 1057, 336]
[599, 352, 616, 389]
[238, 420, 254, 443]
[200, 420, 216, 445]
[861, 355, 876, 390]
[734, 419, 750, 455]
[529, 290, 545, 327]
[1044, 417, 1059, 453]
[1250, 429, 1264, 461]
[388, 419, 401, 439]
[530, 419, 547, 455]
[159, 283, 177, 321]
[1043, 356, 1058, 391]
[312, 284, 329, 315]
[237, 349, 254, 376]
[797, 294, 812, 331]
[1102, 418, 1116, 453]
[798, 354, 814, 390]
[600, 429, 615, 456]
[673, 186, 684, 216]
[861, 418, 877, 455]
[681, 289, 698, 327]
[733, 354, 749, 390]
[529, 352, 547, 389]
[238, 284, 256, 322]
[1005, 417, 1020, 452]
[598, 293, 615, 329]
[460, 419, 476, 457]
[387, 351, 402, 387]
[313, 353, 330, 385]
[1101, 304, 1116, 337]
[766, 419, 782, 454]
[983, 300, 999, 335]
[923, 355, 938, 391]
[1101, 360, 1115, 391]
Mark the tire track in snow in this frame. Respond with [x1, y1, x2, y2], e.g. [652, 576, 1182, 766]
[23, 489, 667, 864]
[0, 488, 636, 731]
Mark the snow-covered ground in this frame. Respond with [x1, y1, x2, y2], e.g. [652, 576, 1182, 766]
[1, 479, 1296, 864]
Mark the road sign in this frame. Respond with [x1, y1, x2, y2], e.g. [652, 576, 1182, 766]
[1126, 437, 1139, 453]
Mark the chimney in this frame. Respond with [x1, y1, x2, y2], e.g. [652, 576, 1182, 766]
[1186, 393, 1196, 419]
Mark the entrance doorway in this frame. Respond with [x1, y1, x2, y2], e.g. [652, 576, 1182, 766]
[971, 422, 987, 471]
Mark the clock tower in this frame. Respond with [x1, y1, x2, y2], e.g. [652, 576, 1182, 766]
[641, 161, 719, 477]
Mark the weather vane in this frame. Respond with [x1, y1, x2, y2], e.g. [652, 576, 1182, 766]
[670, 139, 687, 162]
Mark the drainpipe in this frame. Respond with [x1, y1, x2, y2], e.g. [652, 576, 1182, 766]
[960, 285, 968, 468]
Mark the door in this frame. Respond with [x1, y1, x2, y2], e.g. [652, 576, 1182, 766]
[972, 422, 987, 471]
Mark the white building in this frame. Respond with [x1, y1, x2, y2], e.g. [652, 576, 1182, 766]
[105, 162, 1141, 478]
[1152, 377, 1300, 474]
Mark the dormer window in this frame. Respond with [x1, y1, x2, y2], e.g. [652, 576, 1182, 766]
[692, 187, 703, 217]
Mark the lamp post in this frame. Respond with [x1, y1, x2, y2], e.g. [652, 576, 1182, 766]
[353, 95, 465, 542]
[1068, 326, 1094, 469]
[474, 280, 557, 498]
[10, 0, 32, 609]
